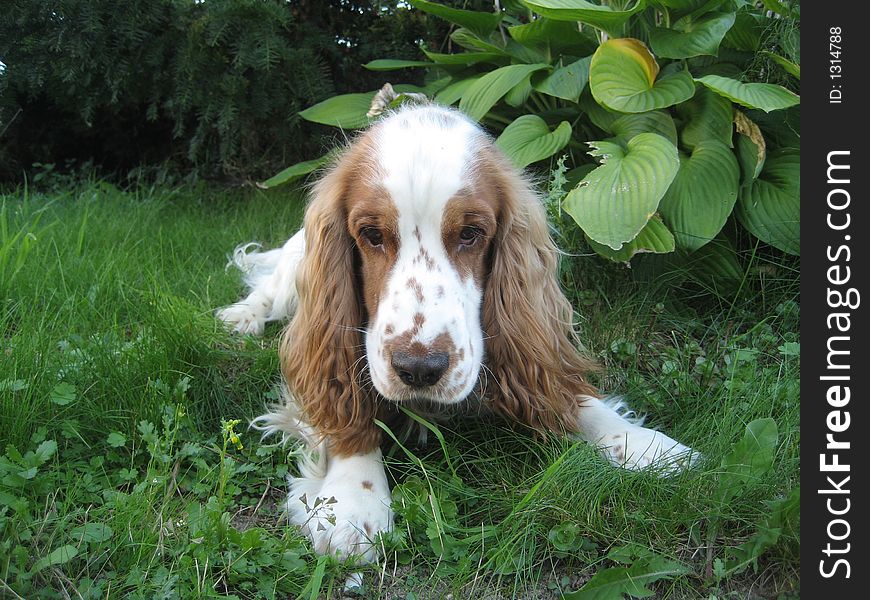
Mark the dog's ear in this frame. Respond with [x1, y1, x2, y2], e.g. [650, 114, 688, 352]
[480, 151, 599, 433]
[280, 150, 381, 457]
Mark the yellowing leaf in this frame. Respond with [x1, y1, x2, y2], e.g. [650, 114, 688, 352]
[608, 38, 659, 85]
[590, 38, 695, 113]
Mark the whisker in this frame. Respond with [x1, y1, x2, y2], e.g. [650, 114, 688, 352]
[477, 362, 499, 399]
[350, 353, 370, 375]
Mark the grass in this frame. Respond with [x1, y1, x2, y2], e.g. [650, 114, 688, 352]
[1, 181, 799, 599]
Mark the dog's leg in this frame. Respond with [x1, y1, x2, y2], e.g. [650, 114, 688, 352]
[217, 229, 305, 335]
[574, 396, 699, 474]
[252, 394, 393, 564]
[287, 447, 393, 563]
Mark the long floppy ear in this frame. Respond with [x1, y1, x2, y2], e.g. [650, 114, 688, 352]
[280, 150, 381, 457]
[480, 150, 600, 434]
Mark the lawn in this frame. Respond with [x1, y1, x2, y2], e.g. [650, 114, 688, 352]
[1, 182, 799, 599]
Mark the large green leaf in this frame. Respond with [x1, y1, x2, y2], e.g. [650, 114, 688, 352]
[677, 86, 734, 149]
[609, 111, 678, 147]
[723, 10, 763, 51]
[459, 63, 551, 120]
[533, 57, 591, 102]
[649, 12, 736, 58]
[735, 149, 799, 255]
[586, 215, 676, 262]
[715, 418, 779, 505]
[393, 83, 436, 95]
[298, 92, 375, 129]
[564, 553, 690, 599]
[522, 0, 647, 33]
[508, 18, 598, 56]
[450, 27, 506, 53]
[504, 38, 552, 64]
[418, 76, 454, 96]
[579, 89, 620, 132]
[590, 38, 696, 113]
[495, 115, 572, 168]
[564, 133, 680, 250]
[659, 141, 739, 251]
[435, 75, 483, 106]
[565, 163, 596, 190]
[408, 0, 502, 38]
[695, 75, 799, 112]
[749, 106, 799, 150]
[504, 78, 534, 107]
[448, 26, 547, 64]
[363, 59, 434, 71]
[260, 153, 333, 189]
[422, 49, 506, 66]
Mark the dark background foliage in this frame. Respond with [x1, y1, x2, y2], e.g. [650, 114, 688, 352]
[0, 0, 478, 183]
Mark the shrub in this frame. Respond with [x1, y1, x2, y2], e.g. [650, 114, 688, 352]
[270, 0, 800, 272]
[0, 0, 450, 181]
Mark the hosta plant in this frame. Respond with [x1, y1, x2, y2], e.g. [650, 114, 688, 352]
[266, 0, 800, 266]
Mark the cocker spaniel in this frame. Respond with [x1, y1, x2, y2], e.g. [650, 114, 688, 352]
[218, 104, 696, 563]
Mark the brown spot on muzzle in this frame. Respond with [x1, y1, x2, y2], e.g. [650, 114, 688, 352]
[406, 277, 425, 303]
[385, 330, 461, 393]
[401, 331, 454, 359]
[417, 247, 436, 271]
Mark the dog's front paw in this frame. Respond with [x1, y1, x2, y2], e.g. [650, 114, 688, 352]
[602, 424, 699, 475]
[216, 302, 267, 335]
[287, 466, 393, 562]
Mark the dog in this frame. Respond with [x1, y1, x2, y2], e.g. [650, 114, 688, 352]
[217, 103, 696, 563]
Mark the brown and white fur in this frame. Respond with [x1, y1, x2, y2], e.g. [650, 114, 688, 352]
[217, 104, 697, 564]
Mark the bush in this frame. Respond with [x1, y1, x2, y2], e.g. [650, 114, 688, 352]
[0, 0, 451, 182]
[272, 0, 800, 274]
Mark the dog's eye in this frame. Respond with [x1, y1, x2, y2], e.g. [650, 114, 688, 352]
[459, 226, 483, 247]
[361, 227, 384, 248]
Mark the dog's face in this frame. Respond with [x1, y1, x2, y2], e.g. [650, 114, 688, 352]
[345, 109, 499, 404]
[281, 104, 600, 453]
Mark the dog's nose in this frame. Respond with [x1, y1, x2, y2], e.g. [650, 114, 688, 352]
[391, 351, 449, 388]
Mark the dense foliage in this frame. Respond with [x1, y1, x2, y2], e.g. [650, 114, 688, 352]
[278, 0, 800, 269]
[0, 0, 461, 181]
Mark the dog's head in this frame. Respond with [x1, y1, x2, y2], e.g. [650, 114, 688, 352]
[282, 105, 597, 453]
